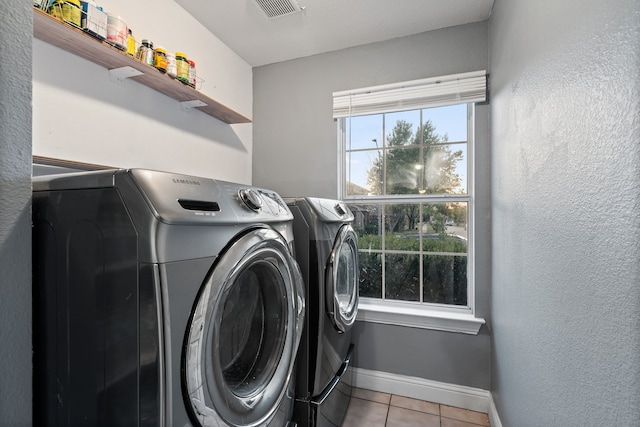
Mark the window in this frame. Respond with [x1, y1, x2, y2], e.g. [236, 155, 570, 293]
[334, 72, 486, 333]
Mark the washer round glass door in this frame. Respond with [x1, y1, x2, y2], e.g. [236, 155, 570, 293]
[326, 224, 359, 333]
[184, 227, 304, 427]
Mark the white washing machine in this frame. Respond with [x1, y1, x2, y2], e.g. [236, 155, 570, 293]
[285, 198, 359, 427]
[32, 168, 305, 427]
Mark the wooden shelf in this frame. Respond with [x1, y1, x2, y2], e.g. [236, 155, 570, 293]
[33, 8, 251, 124]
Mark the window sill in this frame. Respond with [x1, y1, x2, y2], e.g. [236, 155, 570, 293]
[356, 299, 485, 335]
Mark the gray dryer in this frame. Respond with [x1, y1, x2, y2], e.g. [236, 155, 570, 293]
[285, 197, 359, 427]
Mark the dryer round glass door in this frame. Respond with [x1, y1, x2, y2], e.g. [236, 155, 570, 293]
[326, 224, 359, 333]
[184, 227, 304, 427]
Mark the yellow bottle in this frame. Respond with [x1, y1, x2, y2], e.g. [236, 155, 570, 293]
[126, 29, 136, 56]
[154, 47, 167, 73]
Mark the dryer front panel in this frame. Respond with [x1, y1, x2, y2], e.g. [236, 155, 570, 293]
[183, 227, 304, 427]
[325, 224, 360, 334]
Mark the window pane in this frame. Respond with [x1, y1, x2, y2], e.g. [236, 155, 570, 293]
[423, 255, 467, 305]
[347, 115, 383, 150]
[351, 203, 382, 249]
[351, 202, 468, 250]
[364, 144, 467, 196]
[385, 253, 420, 301]
[386, 144, 467, 194]
[420, 145, 466, 194]
[422, 104, 468, 143]
[422, 202, 468, 252]
[383, 203, 421, 249]
[379, 142, 468, 196]
[359, 252, 382, 298]
[383, 146, 421, 195]
[449, 143, 468, 194]
[385, 110, 420, 147]
[346, 150, 382, 196]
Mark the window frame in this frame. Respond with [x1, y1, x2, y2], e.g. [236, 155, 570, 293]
[336, 86, 485, 334]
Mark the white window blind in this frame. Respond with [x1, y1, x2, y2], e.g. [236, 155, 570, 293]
[332, 70, 487, 118]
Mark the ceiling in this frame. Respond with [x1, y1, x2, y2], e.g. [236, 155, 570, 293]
[174, 0, 495, 67]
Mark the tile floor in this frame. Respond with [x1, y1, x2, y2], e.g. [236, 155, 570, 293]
[342, 388, 491, 427]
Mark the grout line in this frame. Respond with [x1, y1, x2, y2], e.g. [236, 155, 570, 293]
[384, 403, 390, 427]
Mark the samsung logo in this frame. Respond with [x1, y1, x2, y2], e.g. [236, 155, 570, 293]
[173, 178, 201, 186]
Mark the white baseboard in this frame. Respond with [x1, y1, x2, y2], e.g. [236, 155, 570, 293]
[488, 394, 503, 427]
[351, 367, 502, 426]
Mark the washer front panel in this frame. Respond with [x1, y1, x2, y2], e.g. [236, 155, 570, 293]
[184, 227, 304, 427]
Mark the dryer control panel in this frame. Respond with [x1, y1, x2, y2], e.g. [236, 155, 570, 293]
[305, 197, 354, 223]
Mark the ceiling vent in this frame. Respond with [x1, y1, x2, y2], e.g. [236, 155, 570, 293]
[254, 0, 303, 18]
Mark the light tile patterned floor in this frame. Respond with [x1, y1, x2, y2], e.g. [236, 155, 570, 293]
[342, 388, 491, 427]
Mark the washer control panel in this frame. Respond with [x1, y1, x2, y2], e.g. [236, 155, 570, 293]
[130, 169, 292, 224]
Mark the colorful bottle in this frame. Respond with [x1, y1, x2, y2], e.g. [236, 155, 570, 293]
[144, 40, 155, 66]
[166, 53, 177, 78]
[126, 29, 136, 56]
[153, 47, 167, 73]
[136, 39, 151, 63]
[188, 60, 197, 88]
[176, 52, 190, 84]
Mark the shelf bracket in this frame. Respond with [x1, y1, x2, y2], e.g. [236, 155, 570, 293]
[180, 100, 208, 111]
[109, 66, 144, 84]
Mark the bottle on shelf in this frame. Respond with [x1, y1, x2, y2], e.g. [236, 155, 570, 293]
[153, 47, 167, 73]
[126, 28, 136, 56]
[176, 52, 189, 84]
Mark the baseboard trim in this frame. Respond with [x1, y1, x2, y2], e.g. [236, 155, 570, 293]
[351, 366, 502, 426]
[488, 393, 503, 427]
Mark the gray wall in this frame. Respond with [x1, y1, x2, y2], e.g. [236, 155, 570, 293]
[254, 21, 489, 199]
[0, 0, 33, 425]
[254, 22, 492, 389]
[489, 0, 640, 425]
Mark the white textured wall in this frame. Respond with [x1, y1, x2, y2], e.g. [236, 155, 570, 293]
[489, 0, 640, 425]
[0, 0, 32, 425]
[33, 0, 254, 183]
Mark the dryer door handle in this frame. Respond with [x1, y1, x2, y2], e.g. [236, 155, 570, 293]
[310, 344, 354, 407]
